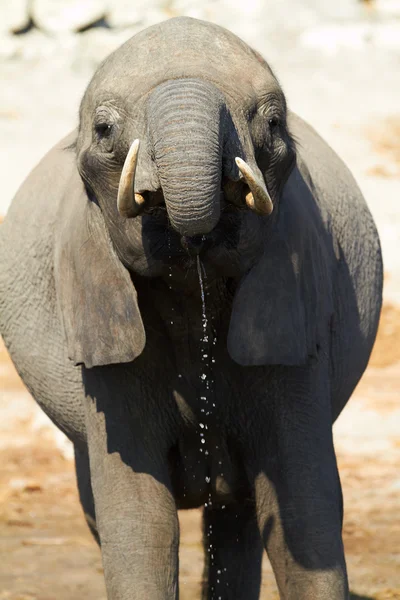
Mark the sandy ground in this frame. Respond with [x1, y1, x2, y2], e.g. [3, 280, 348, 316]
[1, 5, 400, 599]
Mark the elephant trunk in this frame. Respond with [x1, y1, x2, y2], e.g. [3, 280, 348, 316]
[147, 78, 225, 237]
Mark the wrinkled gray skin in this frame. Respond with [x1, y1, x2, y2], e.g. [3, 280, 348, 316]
[0, 17, 382, 600]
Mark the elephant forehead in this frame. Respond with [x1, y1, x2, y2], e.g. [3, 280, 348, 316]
[87, 17, 278, 105]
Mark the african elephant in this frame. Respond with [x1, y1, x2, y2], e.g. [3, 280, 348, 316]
[0, 16, 382, 600]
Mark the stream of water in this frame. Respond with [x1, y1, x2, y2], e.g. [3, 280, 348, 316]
[196, 256, 225, 599]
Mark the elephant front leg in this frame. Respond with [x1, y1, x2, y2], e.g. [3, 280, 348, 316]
[249, 370, 349, 599]
[254, 469, 348, 600]
[84, 384, 179, 600]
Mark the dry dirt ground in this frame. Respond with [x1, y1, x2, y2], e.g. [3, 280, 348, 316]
[0, 303, 400, 599]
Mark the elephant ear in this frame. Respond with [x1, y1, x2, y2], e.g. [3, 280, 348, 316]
[227, 163, 333, 366]
[54, 174, 145, 369]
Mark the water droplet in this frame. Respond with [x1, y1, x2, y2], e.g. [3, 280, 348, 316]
[201, 439, 205, 444]
[205, 476, 210, 483]
[199, 423, 204, 429]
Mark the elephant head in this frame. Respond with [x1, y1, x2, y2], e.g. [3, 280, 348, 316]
[56, 18, 328, 371]
[74, 18, 295, 275]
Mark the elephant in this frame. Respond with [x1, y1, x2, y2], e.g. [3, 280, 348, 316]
[0, 16, 382, 600]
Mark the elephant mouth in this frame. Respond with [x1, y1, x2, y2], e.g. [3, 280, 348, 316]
[141, 199, 241, 264]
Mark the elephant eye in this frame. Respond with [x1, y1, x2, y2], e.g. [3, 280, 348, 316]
[268, 117, 280, 131]
[95, 122, 113, 139]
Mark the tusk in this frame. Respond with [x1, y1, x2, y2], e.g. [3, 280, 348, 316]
[117, 139, 145, 218]
[235, 157, 273, 216]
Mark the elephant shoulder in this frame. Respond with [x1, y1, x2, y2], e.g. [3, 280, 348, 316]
[286, 111, 382, 286]
[287, 112, 370, 227]
[286, 112, 383, 409]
